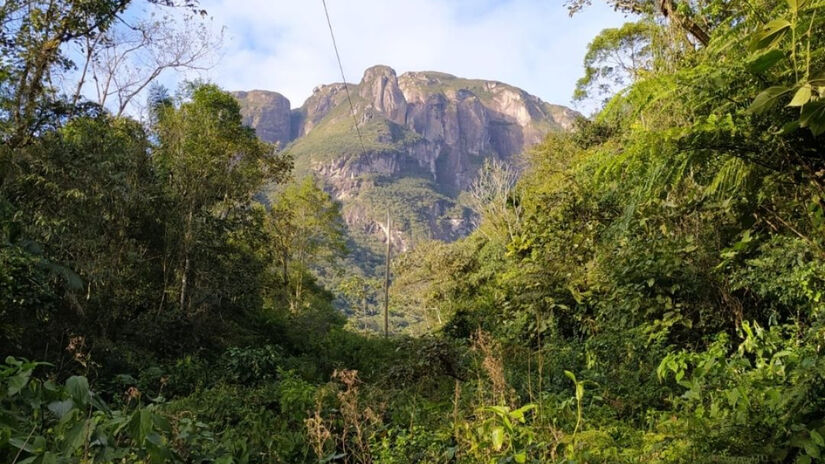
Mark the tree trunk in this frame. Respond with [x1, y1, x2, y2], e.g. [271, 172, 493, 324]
[362, 294, 368, 331]
[293, 276, 303, 313]
[659, 0, 710, 46]
[179, 207, 194, 311]
[281, 250, 290, 286]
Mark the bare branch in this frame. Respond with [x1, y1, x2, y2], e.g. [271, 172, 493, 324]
[467, 159, 523, 243]
[75, 9, 222, 117]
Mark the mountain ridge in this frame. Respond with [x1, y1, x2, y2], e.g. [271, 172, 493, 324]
[233, 65, 580, 258]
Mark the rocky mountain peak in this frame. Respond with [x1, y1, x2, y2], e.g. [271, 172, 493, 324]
[234, 66, 581, 256]
[232, 90, 293, 147]
[300, 83, 349, 136]
[358, 65, 407, 125]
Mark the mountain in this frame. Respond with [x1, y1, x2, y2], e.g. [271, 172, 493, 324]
[233, 65, 580, 259]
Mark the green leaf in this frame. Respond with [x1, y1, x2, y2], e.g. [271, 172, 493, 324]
[9, 435, 46, 455]
[811, 430, 825, 446]
[788, 0, 799, 12]
[512, 404, 537, 422]
[747, 49, 786, 73]
[47, 400, 75, 420]
[139, 409, 154, 443]
[514, 451, 527, 463]
[7, 370, 32, 396]
[800, 101, 825, 135]
[491, 426, 505, 451]
[748, 86, 792, 114]
[788, 85, 812, 107]
[805, 441, 821, 458]
[778, 120, 801, 134]
[90, 393, 111, 414]
[41, 452, 58, 464]
[749, 19, 792, 51]
[152, 413, 172, 435]
[788, 0, 811, 12]
[62, 420, 89, 453]
[65, 376, 90, 406]
[486, 405, 510, 417]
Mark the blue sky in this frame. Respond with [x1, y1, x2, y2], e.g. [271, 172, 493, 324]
[192, 0, 628, 111]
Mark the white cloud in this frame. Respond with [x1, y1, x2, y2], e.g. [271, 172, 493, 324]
[198, 0, 627, 111]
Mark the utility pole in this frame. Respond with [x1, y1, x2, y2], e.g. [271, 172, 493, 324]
[362, 292, 368, 332]
[384, 211, 391, 337]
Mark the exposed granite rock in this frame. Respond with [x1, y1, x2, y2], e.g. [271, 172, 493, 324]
[234, 66, 581, 255]
[359, 65, 408, 126]
[296, 83, 349, 137]
[232, 90, 293, 147]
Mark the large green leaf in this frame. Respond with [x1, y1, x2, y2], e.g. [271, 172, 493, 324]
[128, 408, 155, 444]
[812, 430, 825, 446]
[47, 399, 75, 420]
[65, 376, 90, 406]
[9, 435, 46, 454]
[62, 420, 89, 454]
[7, 369, 32, 396]
[748, 86, 792, 114]
[787, 0, 808, 12]
[800, 101, 825, 135]
[749, 19, 792, 51]
[788, 85, 812, 107]
[747, 49, 786, 73]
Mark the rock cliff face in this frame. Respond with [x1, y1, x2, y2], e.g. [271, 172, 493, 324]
[232, 90, 293, 148]
[235, 65, 579, 255]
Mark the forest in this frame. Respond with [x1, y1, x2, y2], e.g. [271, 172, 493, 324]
[1, 0, 825, 462]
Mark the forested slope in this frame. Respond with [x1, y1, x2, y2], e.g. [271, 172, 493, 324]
[2, 0, 825, 463]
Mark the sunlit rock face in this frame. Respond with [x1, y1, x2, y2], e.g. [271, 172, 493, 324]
[232, 90, 293, 148]
[235, 65, 580, 252]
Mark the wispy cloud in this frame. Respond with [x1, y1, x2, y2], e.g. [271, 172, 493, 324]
[199, 0, 626, 111]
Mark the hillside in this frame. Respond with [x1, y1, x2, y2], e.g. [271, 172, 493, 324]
[234, 65, 579, 256]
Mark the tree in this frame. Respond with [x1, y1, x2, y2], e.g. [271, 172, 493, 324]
[566, 0, 711, 46]
[0, 0, 202, 154]
[71, 8, 222, 117]
[0, 0, 129, 151]
[390, 240, 476, 334]
[0, 113, 163, 354]
[152, 83, 288, 313]
[467, 159, 522, 244]
[574, 21, 657, 104]
[266, 177, 348, 312]
[338, 275, 379, 330]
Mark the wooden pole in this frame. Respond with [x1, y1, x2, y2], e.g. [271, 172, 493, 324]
[384, 211, 391, 337]
[362, 293, 368, 331]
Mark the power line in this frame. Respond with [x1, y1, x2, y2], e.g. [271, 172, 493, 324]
[320, 0, 369, 161]
[320, 0, 392, 337]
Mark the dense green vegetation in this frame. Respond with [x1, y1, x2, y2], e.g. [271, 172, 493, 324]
[2, 0, 825, 463]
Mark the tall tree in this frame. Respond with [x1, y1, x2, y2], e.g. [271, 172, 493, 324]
[574, 21, 657, 103]
[266, 177, 347, 312]
[566, 0, 711, 46]
[152, 83, 288, 313]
